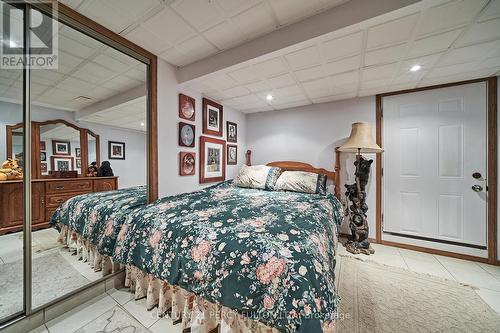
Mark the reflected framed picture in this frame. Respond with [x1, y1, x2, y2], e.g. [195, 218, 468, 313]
[40, 141, 46, 151]
[227, 121, 237, 143]
[200, 136, 225, 183]
[76, 159, 81, 168]
[178, 122, 195, 147]
[75, 148, 81, 157]
[179, 152, 195, 176]
[179, 93, 195, 121]
[52, 140, 71, 155]
[40, 151, 46, 162]
[202, 97, 223, 137]
[227, 144, 237, 165]
[51, 156, 74, 171]
[108, 141, 125, 160]
[41, 162, 47, 173]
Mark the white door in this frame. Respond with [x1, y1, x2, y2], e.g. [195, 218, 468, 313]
[383, 82, 487, 247]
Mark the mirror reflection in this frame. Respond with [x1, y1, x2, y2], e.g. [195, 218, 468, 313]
[0, 2, 147, 317]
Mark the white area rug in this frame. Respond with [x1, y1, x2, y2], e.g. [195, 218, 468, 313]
[0, 251, 89, 319]
[337, 255, 500, 332]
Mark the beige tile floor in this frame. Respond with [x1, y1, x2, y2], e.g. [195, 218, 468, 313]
[23, 242, 500, 333]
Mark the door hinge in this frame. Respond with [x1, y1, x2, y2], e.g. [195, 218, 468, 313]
[381, 167, 384, 176]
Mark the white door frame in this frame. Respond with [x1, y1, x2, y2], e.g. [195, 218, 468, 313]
[375, 77, 498, 266]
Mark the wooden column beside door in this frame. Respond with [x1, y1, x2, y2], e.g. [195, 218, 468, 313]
[375, 77, 498, 266]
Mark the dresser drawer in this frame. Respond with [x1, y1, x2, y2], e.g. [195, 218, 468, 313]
[46, 180, 92, 194]
[46, 193, 88, 207]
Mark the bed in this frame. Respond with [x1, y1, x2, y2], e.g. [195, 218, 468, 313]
[50, 185, 147, 272]
[110, 152, 343, 332]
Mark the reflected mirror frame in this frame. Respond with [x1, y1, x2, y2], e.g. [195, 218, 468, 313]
[0, 0, 157, 324]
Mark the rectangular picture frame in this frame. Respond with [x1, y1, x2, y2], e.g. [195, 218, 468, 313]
[178, 122, 195, 147]
[226, 121, 237, 143]
[52, 140, 71, 156]
[227, 144, 237, 165]
[179, 152, 196, 176]
[108, 141, 126, 160]
[50, 156, 74, 171]
[200, 136, 226, 183]
[202, 97, 223, 137]
[179, 93, 195, 121]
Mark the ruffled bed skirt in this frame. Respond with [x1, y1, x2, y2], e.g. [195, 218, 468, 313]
[125, 265, 280, 333]
[57, 225, 121, 276]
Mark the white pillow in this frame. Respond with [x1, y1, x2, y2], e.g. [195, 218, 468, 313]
[234, 165, 282, 190]
[275, 171, 327, 195]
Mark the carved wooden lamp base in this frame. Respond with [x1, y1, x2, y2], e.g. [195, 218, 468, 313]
[345, 240, 375, 255]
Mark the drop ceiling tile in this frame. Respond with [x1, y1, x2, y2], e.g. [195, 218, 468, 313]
[273, 99, 310, 109]
[367, 14, 418, 49]
[231, 3, 275, 40]
[312, 92, 356, 103]
[175, 35, 218, 60]
[159, 48, 187, 67]
[202, 74, 238, 91]
[266, 73, 296, 88]
[31, 70, 65, 86]
[216, 0, 259, 16]
[365, 43, 407, 67]
[94, 54, 131, 73]
[301, 78, 330, 99]
[362, 63, 397, 81]
[295, 65, 324, 82]
[254, 57, 288, 77]
[455, 17, 500, 47]
[72, 62, 116, 84]
[222, 86, 251, 98]
[78, 0, 136, 33]
[322, 31, 362, 61]
[172, 0, 223, 31]
[126, 27, 171, 55]
[359, 87, 387, 96]
[203, 21, 243, 50]
[330, 82, 357, 95]
[387, 82, 417, 92]
[439, 40, 500, 66]
[228, 66, 260, 84]
[408, 29, 462, 58]
[58, 34, 96, 59]
[142, 6, 195, 45]
[285, 45, 321, 70]
[478, 56, 500, 69]
[417, 0, 486, 36]
[322, 55, 360, 77]
[274, 84, 303, 97]
[242, 81, 270, 94]
[56, 77, 95, 94]
[327, 70, 358, 87]
[478, 0, 500, 21]
[400, 53, 442, 73]
[243, 105, 274, 113]
[360, 78, 388, 90]
[421, 68, 497, 86]
[269, 0, 323, 26]
[427, 62, 479, 78]
[101, 75, 142, 92]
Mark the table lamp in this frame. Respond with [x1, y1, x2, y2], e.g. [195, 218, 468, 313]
[339, 122, 383, 255]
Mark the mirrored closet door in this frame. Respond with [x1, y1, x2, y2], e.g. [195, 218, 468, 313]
[0, 0, 150, 323]
[0, 1, 25, 322]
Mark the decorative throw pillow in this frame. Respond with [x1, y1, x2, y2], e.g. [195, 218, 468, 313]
[234, 165, 282, 190]
[275, 171, 327, 195]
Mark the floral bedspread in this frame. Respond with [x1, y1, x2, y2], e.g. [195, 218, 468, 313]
[50, 186, 147, 256]
[113, 181, 343, 332]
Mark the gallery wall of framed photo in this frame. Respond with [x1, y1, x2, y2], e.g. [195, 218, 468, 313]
[171, 86, 247, 192]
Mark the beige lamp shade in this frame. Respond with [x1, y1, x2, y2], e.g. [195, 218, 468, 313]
[339, 122, 383, 153]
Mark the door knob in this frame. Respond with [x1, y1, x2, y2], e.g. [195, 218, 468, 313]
[472, 185, 483, 192]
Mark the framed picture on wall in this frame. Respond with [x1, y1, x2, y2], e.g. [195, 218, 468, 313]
[179, 152, 195, 176]
[227, 145, 237, 165]
[200, 136, 225, 183]
[227, 121, 237, 143]
[40, 163, 47, 173]
[40, 141, 46, 151]
[51, 156, 74, 171]
[52, 140, 71, 155]
[40, 151, 46, 162]
[202, 98, 223, 137]
[178, 122, 195, 147]
[108, 141, 125, 160]
[179, 93, 195, 121]
[76, 159, 81, 168]
[75, 148, 81, 157]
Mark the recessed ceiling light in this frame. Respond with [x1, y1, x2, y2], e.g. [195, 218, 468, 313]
[140, 122, 145, 126]
[410, 64, 421, 72]
[266, 94, 273, 101]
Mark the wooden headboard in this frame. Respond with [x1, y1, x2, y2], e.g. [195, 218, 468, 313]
[245, 149, 341, 199]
